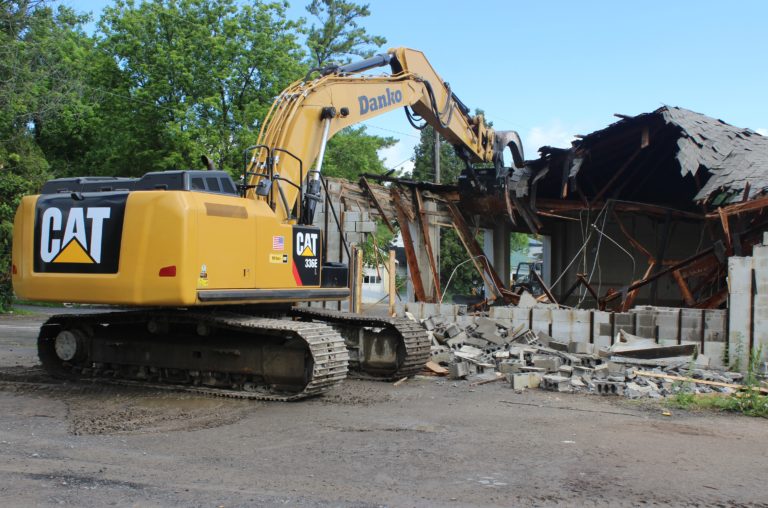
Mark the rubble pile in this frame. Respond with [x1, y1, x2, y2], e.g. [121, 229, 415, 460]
[418, 313, 745, 399]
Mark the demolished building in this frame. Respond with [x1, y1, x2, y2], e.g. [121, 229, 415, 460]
[308, 105, 768, 371]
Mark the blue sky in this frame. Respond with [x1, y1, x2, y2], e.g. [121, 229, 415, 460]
[60, 0, 768, 175]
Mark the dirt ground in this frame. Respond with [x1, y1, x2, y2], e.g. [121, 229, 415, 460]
[0, 309, 766, 507]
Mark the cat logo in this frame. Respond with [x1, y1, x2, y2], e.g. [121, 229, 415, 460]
[34, 194, 126, 274]
[40, 207, 111, 264]
[296, 231, 318, 257]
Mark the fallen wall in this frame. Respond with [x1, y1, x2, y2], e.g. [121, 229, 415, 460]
[390, 302, 728, 368]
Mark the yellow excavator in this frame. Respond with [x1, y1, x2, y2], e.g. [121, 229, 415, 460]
[11, 47, 524, 400]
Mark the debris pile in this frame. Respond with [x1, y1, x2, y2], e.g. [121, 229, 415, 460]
[418, 313, 748, 399]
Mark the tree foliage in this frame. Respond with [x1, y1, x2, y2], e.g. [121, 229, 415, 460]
[305, 0, 386, 67]
[97, 0, 305, 175]
[322, 126, 395, 180]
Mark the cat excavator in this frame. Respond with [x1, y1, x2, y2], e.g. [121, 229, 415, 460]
[11, 47, 525, 400]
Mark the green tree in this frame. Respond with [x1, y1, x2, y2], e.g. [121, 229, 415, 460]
[305, 0, 386, 67]
[0, 1, 94, 310]
[96, 0, 305, 175]
[322, 125, 395, 179]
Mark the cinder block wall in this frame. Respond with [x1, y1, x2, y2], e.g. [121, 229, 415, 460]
[728, 235, 768, 371]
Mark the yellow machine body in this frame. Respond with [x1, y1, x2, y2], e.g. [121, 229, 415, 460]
[12, 189, 341, 306]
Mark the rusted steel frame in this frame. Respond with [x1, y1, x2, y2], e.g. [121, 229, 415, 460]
[672, 270, 695, 306]
[620, 261, 656, 312]
[446, 202, 506, 300]
[391, 187, 427, 302]
[694, 288, 728, 309]
[705, 195, 768, 218]
[602, 244, 716, 305]
[359, 176, 395, 234]
[560, 276, 584, 302]
[531, 269, 557, 305]
[413, 188, 442, 301]
[590, 146, 644, 205]
[577, 274, 600, 302]
[537, 210, 580, 221]
[611, 210, 652, 260]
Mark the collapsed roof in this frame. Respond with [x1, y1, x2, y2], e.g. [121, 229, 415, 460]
[522, 106, 768, 210]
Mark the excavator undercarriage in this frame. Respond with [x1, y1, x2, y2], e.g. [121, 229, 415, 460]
[37, 307, 429, 401]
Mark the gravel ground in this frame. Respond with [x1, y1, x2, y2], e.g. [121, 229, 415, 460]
[0, 309, 766, 507]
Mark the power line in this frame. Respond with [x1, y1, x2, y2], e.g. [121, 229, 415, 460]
[364, 123, 421, 139]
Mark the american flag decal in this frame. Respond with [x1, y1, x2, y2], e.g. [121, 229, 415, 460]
[272, 235, 284, 251]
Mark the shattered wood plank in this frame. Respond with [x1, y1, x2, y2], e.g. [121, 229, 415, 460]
[446, 202, 500, 301]
[705, 194, 768, 218]
[620, 261, 655, 312]
[717, 206, 732, 254]
[532, 269, 557, 305]
[414, 188, 442, 301]
[391, 187, 427, 302]
[424, 361, 449, 376]
[359, 176, 395, 233]
[633, 371, 768, 394]
[672, 269, 696, 306]
[612, 210, 653, 260]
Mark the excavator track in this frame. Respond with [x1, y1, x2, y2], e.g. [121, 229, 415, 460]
[291, 308, 430, 380]
[37, 310, 348, 402]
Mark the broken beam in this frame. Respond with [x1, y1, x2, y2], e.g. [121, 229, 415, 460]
[359, 176, 395, 233]
[391, 187, 427, 302]
[414, 188, 442, 301]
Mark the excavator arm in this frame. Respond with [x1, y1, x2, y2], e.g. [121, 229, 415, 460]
[245, 47, 524, 224]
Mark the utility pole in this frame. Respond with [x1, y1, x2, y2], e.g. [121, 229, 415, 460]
[433, 130, 441, 300]
[434, 131, 440, 184]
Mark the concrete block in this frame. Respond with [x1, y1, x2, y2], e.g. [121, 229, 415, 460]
[703, 309, 726, 342]
[422, 303, 438, 319]
[449, 362, 469, 379]
[754, 245, 768, 292]
[551, 309, 573, 341]
[533, 355, 561, 372]
[444, 323, 461, 338]
[499, 361, 523, 374]
[541, 375, 571, 392]
[592, 310, 611, 344]
[571, 310, 591, 343]
[507, 373, 529, 390]
[625, 381, 653, 399]
[512, 308, 532, 330]
[356, 221, 376, 233]
[593, 364, 609, 379]
[568, 341, 591, 354]
[343, 211, 361, 222]
[446, 331, 468, 347]
[594, 380, 623, 395]
[531, 307, 552, 335]
[613, 312, 635, 336]
[489, 306, 513, 320]
[527, 372, 543, 388]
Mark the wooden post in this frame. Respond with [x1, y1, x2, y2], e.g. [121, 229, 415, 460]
[355, 247, 364, 314]
[391, 188, 427, 301]
[388, 249, 396, 316]
[414, 189, 442, 301]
